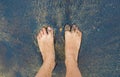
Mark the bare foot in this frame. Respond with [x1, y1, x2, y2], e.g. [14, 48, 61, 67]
[36, 27, 55, 77]
[65, 25, 82, 77]
[65, 25, 82, 61]
[37, 27, 55, 63]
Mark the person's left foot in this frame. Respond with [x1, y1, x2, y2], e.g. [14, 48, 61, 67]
[37, 26, 55, 64]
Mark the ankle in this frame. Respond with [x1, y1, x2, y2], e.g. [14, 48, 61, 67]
[43, 60, 56, 70]
[44, 57, 55, 65]
[65, 58, 78, 67]
[65, 54, 77, 62]
[43, 55, 55, 62]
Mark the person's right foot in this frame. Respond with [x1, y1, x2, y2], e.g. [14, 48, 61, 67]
[65, 25, 82, 61]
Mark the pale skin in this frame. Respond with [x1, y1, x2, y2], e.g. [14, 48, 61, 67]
[35, 25, 82, 77]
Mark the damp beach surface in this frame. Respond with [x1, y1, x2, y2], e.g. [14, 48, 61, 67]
[0, 0, 120, 77]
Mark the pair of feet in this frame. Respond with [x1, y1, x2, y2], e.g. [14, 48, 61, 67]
[36, 25, 82, 77]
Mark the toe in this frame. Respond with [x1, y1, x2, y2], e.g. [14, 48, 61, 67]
[76, 29, 82, 37]
[37, 31, 41, 40]
[42, 27, 47, 35]
[40, 30, 44, 36]
[71, 25, 78, 32]
[65, 25, 71, 32]
[38, 32, 42, 38]
[47, 26, 53, 35]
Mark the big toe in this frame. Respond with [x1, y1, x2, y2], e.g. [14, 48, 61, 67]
[65, 25, 71, 32]
[47, 26, 53, 35]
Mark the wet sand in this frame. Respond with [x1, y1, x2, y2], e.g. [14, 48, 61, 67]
[0, 0, 120, 77]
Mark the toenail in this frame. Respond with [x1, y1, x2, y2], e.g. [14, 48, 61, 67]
[73, 25, 76, 27]
[48, 27, 51, 30]
[71, 25, 77, 31]
[65, 25, 70, 31]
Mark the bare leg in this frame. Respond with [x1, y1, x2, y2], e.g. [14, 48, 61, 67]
[35, 27, 55, 77]
[65, 25, 82, 77]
